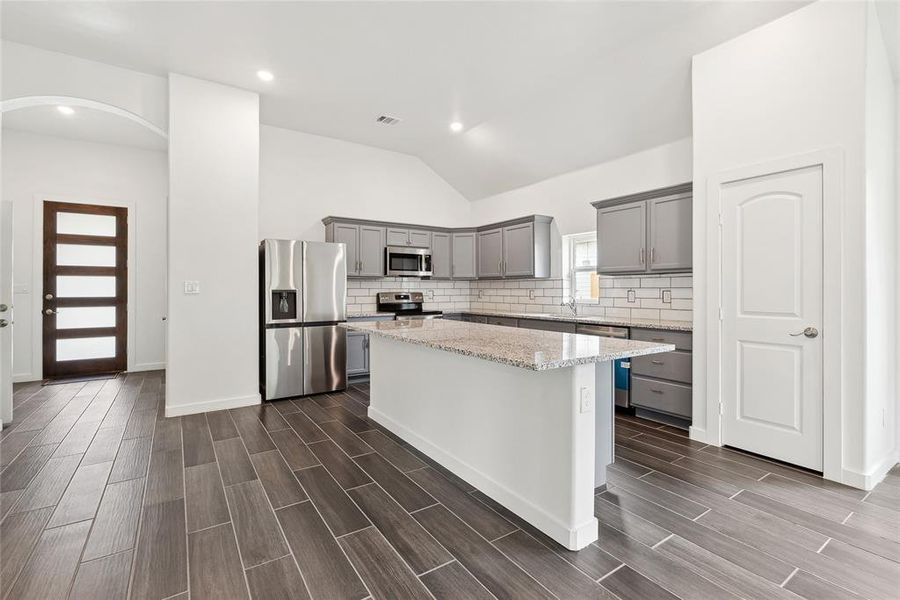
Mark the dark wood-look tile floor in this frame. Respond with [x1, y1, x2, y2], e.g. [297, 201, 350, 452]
[3, 374, 900, 599]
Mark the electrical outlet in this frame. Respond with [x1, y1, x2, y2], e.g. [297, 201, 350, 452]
[478, 290, 484, 299]
[627, 289, 636, 303]
[528, 289, 536, 300]
[662, 289, 672, 304]
[426, 289, 434, 300]
[183, 281, 200, 295]
[579, 387, 594, 413]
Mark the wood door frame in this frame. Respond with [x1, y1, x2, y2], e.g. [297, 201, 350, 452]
[27, 194, 139, 381]
[705, 148, 843, 484]
[42, 201, 127, 378]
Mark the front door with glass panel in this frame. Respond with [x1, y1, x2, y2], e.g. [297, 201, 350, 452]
[43, 201, 127, 378]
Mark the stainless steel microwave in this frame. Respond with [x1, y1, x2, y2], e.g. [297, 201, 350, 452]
[385, 246, 432, 277]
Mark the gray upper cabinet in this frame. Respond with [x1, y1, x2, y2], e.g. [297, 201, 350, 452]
[593, 182, 692, 275]
[477, 228, 503, 278]
[358, 226, 386, 276]
[387, 227, 431, 249]
[451, 232, 477, 278]
[408, 229, 432, 248]
[596, 202, 646, 273]
[331, 223, 360, 276]
[325, 222, 385, 277]
[386, 228, 409, 246]
[431, 232, 452, 279]
[323, 214, 552, 280]
[502, 222, 534, 277]
[648, 194, 692, 272]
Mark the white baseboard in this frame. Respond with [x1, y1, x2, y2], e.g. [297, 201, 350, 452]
[132, 362, 166, 372]
[689, 425, 713, 445]
[370, 406, 599, 551]
[842, 450, 899, 490]
[13, 373, 38, 383]
[165, 393, 260, 417]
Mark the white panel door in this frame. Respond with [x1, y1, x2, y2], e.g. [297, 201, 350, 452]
[721, 165, 823, 471]
[0, 197, 12, 425]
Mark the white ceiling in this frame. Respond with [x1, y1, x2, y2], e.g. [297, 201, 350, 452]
[1, 1, 807, 199]
[2, 104, 168, 151]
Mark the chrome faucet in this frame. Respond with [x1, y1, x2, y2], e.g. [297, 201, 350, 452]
[561, 297, 578, 317]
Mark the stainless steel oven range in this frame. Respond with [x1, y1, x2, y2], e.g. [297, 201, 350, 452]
[376, 291, 442, 320]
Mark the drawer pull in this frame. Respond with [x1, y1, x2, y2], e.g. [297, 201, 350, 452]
[651, 360, 664, 365]
[651, 389, 664, 394]
[652, 338, 666, 342]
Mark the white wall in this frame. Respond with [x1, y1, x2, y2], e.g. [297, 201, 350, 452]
[259, 125, 471, 241]
[693, 1, 875, 486]
[2, 129, 168, 380]
[1, 41, 167, 131]
[469, 138, 692, 237]
[864, 2, 898, 485]
[166, 74, 259, 416]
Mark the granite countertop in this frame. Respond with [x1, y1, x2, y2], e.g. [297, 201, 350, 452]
[347, 312, 396, 319]
[341, 319, 674, 371]
[450, 309, 693, 332]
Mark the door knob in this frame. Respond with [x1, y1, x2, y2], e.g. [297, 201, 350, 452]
[44, 308, 58, 315]
[790, 327, 819, 338]
[0, 319, 8, 328]
[0, 304, 8, 312]
[45, 293, 54, 300]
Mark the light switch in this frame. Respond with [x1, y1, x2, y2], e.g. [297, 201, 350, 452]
[183, 281, 200, 295]
[528, 289, 536, 300]
[662, 289, 672, 304]
[627, 289, 636, 303]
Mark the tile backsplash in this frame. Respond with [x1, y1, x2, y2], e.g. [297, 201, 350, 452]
[347, 274, 692, 322]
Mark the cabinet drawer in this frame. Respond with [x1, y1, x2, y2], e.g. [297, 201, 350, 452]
[631, 376, 691, 418]
[630, 328, 692, 351]
[485, 316, 518, 328]
[631, 350, 692, 384]
[518, 319, 577, 333]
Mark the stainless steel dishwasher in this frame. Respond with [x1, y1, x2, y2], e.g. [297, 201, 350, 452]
[575, 324, 631, 408]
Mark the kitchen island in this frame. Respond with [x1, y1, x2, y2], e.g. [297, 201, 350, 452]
[341, 318, 673, 550]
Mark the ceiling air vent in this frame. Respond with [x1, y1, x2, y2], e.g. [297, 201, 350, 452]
[376, 114, 402, 126]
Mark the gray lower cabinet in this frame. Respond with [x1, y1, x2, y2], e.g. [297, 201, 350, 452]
[593, 182, 692, 275]
[325, 223, 385, 277]
[451, 232, 477, 278]
[517, 318, 576, 334]
[431, 232, 452, 279]
[629, 327, 692, 420]
[484, 316, 518, 327]
[346, 331, 369, 377]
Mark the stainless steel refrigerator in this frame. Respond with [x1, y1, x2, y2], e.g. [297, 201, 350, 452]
[260, 240, 347, 400]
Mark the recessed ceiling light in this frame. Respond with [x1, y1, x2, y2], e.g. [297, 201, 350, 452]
[57, 105, 75, 116]
[256, 70, 274, 82]
[449, 121, 464, 133]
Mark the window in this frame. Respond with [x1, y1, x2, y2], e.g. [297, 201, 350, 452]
[565, 232, 599, 301]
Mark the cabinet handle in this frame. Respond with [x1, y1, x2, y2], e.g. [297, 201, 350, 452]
[640, 248, 645, 264]
[650, 247, 655, 264]
[651, 389, 664, 394]
[651, 338, 665, 342]
[498, 259, 502, 274]
[651, 360, 664, 365]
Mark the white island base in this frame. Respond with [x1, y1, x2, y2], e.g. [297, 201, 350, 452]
[367, 336, 614, 551]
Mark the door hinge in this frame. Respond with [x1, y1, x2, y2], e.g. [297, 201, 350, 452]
[718, 401, 724, 415]
[718, 307, 724, 321]
[718, 212, 723, 226]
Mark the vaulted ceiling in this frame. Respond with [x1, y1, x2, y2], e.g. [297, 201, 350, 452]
[1, 1, 807, 199]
